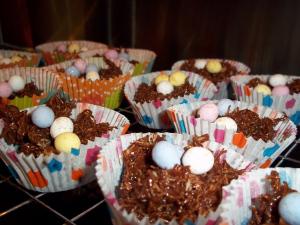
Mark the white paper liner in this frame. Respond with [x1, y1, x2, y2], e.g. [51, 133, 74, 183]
[231, 74, 300, 125]
[219, 168, 300, 225]
[124, 71, 217, 129]
[0, 103, 130, 192]
[167, 100, 297, 167]
[96, 132, 256, 225]
[172, 58, 250, 100]
[0, 49, 41, 67]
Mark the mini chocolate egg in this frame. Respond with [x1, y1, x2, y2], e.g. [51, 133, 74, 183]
[269, 74, 287, 87]
[54, 132, 81, 153]
[1, 58, 11, 64]
[169, 71, 187, 86]
[74, 59, 87, 74]
[31, 106, 55, 128]
[206, 60, 222, 73]
[182, 147, 214, 175]
[0, 82, 13, 97]
[57, 44, 67, 52]
[254, 84, 272, 95]
[50, 117, 74, 138]
[156, 80, 174, 95]
[152, 141, 184, 170]
[104, 49, 119, 60]
[154, 73, 169, 85]
[279, 192, 300, 225]
[197, 103, 219, 122]
[86, 64, 98, 73]
[272, 85, 290, 96]
[86, 71, 100, 81]
[68, 43, 80, 53]
[11, 55, 22, 63]
[119, 52, 130, 61]
[215, 117, 238, 131]
[80, 46, 88, 52]
[66, 66, 80, 77]
[218, 99, 235, 116]
[8, 75, 25, 92]
[194, 60, 207, 69]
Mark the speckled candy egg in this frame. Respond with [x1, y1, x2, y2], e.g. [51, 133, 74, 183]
[119, 52, 130, 61]
[272, 85, 290, 96]
[218, 99, 235, 116]
[68, 43, 80, 53]
[0, 82, 13, 97]
[169, 71, 187, 86]
[156, 80, 174, 95]
[254, 84, 272, 95]
[86, 71, 100, 81]
[152, 141, 184, 170]
[215, 117, 238, 131]
[197, 103, 219, 122]
[50, 117, 74, 138]
[279, 192, 300, 225]
[8, 75, 25, 92]
[54, 132, 81, 153]
[86, 64, 98, 73]
[31, 106, 55, 128]
[74, 59, 87, 74]
[57, 44, 67, 52]
[194, 60, 207, 69]
[66, 66, 80, 77]
[269, 74, 287, 87]
[104, 49, 119, 60]
[206, 60, 222, 73]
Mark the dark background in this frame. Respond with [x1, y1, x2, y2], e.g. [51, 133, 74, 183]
[1, 0, 300, 73]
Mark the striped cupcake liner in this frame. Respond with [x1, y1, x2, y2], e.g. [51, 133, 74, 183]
[167, 100, 297, 167]
[0, 49, 41, 68]
[0, 102, 130, 192]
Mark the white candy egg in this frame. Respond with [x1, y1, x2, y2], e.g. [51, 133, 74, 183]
[50, 117, 74, 138]
[215, 117, 238, 131]
[86, 71, 100, 81]
[269, 74, 287, 87]
[194, 60, 207, 69]
[156, 80, 174, 95]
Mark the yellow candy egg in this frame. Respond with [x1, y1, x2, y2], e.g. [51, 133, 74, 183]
[169, 71, 187, 87]
[254, 84, 272, 95]
[68, 43, 80, 53]
[54, 132, 81, 153]
[11, 55, 22, 63]
[154, 73, 169, 85]
[206, 60, 222, 73]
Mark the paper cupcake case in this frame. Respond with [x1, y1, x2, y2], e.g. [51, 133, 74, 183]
[46, 57, 134, 109]
[172, 58, 250, 100]
[0, 67, 61, 110]
[0, 49, 41, 68]
[35, 40, 107, 65]
[167, 100, 297, 167]
[124, 71, 217, 129]
[0, 102, 130, 192]
[95, 132, 256, 225]
[219, 168, 300, 225]
[231, 74, 300, 125]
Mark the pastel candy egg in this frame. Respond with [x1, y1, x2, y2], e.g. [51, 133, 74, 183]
[254, 84, 272, 95]
[169, 71, 187, 86]
[104, 49, 119, 60]
[80, 46, 88, 52]
[31, 106, 55, 128]
[154, 73, 169, 85]
[272, 85, 290, 96]
[86, 71, 100, 81]
[1, 58, 11, 64]
[57, 44, 67, 52]
[269, 74, 287, 87]
[156, 80, 174, 95]
[279, 192, 300, 225]
[0, 82, 13, 97]
[152, 141, 184, 170]
[197, 103, 219, 122]
[182, 147, 214, 175]
[74, 59, 87, 74]
[119, 52, 130, 61]
[86, 64, 98, 73]
[66, 66, 80, 77]
[194, 60, 207, 69]
[8, 75, 25, 92]
[68, 43, 80, 53]
[218, 99, 235, 116]
[206, 60, 222, 73]
[215, 117, 238, 131]
[50, 117, 74, 138]
[54, 132, 81, 153]
[11, 55, 22, 63]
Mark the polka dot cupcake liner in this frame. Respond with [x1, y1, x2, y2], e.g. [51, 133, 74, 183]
[219, 168, 300, 225]
[167, 100, 297, 167]
[124, 71, 217, 129]
[45, 57, 134, 109]
[35, 40, 107, 65]
[0, 49, 41, 69]
[95, 132, 256, 225]
[0, 67, 61, 110]
[231, 74, 300, 125]
[0, 102, 130, 192]
[172, 58, 250, 100]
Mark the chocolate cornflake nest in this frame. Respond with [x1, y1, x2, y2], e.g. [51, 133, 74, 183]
[180, 59, 238, 84]
[248, 171, 295, 225]
[51, 50, 80, 61]
[98, 57, 122, 79]
[118, 134, 245, 224]
[287, 79, 300, 94]
[246, 78, 267, 88]
[133, 82, 196, 103]
[6, 82, 43, 100]
[46, 94, 75, 118]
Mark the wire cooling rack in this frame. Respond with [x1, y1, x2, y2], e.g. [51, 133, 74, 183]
[0, 100, 299, 225]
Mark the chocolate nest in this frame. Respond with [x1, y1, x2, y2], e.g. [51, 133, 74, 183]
[118, 134, 245, 224]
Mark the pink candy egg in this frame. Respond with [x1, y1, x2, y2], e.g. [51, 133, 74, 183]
[0, 82, 13, 98]
[197, 103, 219, 122]
[272, 85, 290, 96]
[57, 44, 67, 52]
[74, 59, 87, 74]
[104, 49, 119, 60]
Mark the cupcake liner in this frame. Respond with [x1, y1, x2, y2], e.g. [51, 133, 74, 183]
[35, 40, 107, 65]
[0, 49, 41, 68]
[45, 57, 134, 109]
[167, 100, 297, 167]
[219, 168, 300, 225]
[0, 102, 130, 192]
[172, 58, 250, 100]
[231, 74, 300, 125]
[95, 132, 256, 225]
[124, 71, 217, 129]
[0, 67, 61, 110]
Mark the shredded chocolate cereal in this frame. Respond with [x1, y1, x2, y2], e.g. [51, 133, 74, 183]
[287, 79, 300, 94]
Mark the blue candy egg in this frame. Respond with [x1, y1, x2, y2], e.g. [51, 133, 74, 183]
[279, 192, 300, 225]
[217, 99, 235, 116]
[31, 106, 55, 128]
[152, 141, 184, 170]
[119, 52, 130, 61]
[66, 66, 80, 77]
[86, 64, 98, 73]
